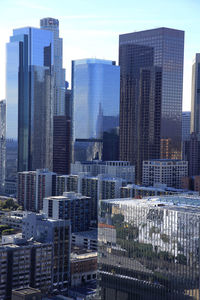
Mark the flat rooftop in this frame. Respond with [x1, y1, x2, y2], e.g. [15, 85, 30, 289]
[102, 195, 200, 214]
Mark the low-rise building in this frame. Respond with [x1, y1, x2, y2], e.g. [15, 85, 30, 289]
[70, 247, 97, 287]
[71, 230, 98, 251]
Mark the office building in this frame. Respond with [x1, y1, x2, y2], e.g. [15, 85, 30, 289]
[53, 116, 71, 174]
[17, 169, 56, 212]
[12, 288, 41, 300]
[6, 26, 54, 173]
[182, 111, 191, 141]
[43, 192, 91, 232]
[5, 139, 17, 184]
[71, 160, 135, 183]
[0, 100, 6, 192]
[191, 54, 200, 134]
[40, 17, 65, 116]
[72, 59, 120, 161]
[119, 28, 184, 181]
[99, 195, 200, 299]
[22, 213, 71, 292]
[142, 159, 188, 188]
[0, 239, 52, 300]
[183, 132, 200, 176]
[65, 81, 72, 119]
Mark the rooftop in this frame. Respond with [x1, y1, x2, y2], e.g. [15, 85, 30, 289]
[102, 195, 200, 214]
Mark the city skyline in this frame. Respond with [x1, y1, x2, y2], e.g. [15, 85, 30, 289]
[0, 0, 200, 111]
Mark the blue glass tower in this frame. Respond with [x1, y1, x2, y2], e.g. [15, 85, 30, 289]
[6, 27, 54, 172]
[72, 59, 120, 161]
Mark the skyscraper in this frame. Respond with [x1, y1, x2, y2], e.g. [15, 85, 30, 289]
[119, 28, 184, 181]
[72, 59, 120, 162]
[40, 17, 66, 116]
[182, 111, 191, 142]
[6, 27, 54, 173]
[191, 54, 200, 134]
[0, 100, 6, 192]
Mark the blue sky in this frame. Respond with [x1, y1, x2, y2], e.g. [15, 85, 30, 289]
[0, 0, 200, 110]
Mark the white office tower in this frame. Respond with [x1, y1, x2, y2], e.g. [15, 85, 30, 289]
[0, 100, 6, 192]
[40, 17, 65, 115]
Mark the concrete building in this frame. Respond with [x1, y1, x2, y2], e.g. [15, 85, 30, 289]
[43, 192, 91, 233]
[120, 183, 197, 199]
[71, 229, 98, 251]
[99, 195, 200, 299]
[22, 213, 71, 293]
[142, 159, 188, 188]
[57, 174, 79, 195]
[0, 240, 52, 300]
[70, 247, 97, 287]
[56, 174, 127, 225]
[17, 169, 56, 212]
[12, 288, 41, 300]
[0, 211, 27, 229]
[71, 160, 135, 183]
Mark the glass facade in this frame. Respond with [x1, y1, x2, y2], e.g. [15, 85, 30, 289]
[0, 100, 6, 191]
[40, 18, 66, 116]
[99, 196, 200, 299]
[191, 54, 200, 135]
[119, 28, 184, 177]
[6, 27, 54, 172]
[72, 59, 120, 162]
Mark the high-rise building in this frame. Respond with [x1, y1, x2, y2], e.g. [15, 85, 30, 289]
[22, 213, 71, 292]
[40, 18, 65, 116]
[0, 100, 6, 192]
[6, 27, 54, 173]
[72, 59, 120, 162]
[183, 132, 200, 176]
[99, 195, 200, 299]
[17, 169, 56, 212]
[191, 54, 200, 134]
[119, 28, 184, 181]
[182, 111, 191, 142]
[53, 116, 71, 175]
[142, 159, 188, 188]
[43, 192, 91, 233]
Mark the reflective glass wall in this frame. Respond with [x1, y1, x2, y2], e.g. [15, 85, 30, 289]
[99, 197, 200, 299]
[6, 27, 54, 173]
[72, 59, 120, 162]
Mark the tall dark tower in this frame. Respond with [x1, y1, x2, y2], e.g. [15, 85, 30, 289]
[119, 28, 184, 182]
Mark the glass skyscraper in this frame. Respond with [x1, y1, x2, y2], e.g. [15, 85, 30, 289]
[0, 100, 6, 192]
[119, 28, 184, 181]
[191, 54, 200, 135]
[72, 59, 120, 162]
[6, 27, 54, 172]
[99, 196, 200, 299]
[40, 17, 66, 116]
